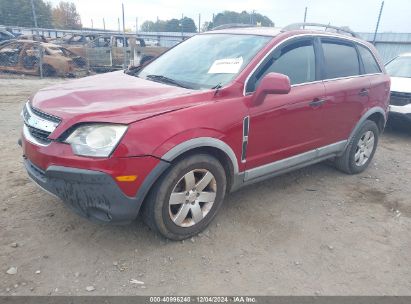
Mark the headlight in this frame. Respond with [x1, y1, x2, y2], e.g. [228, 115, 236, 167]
[65, 124, 127, 157]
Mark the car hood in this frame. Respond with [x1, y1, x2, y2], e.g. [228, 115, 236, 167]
[390, 76, 411, 94]
[31, 71, 208, 138]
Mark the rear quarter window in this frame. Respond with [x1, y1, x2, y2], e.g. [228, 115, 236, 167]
[357, 44, 381, 74]
[322, 40, 360, 79]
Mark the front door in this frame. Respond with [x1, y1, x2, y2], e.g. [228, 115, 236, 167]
[244, 37, 329, 171]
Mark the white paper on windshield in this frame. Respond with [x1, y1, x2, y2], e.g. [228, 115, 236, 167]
[208, 57, 243, 74]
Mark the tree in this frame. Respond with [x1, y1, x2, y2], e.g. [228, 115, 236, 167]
[52, 1, 82, 29]
[181, 17, 196, 33]
[141, 20, 155, 32]
[140, 17, 197, 33]
[165, 18, 180, 32]
[0, 0, 53, 28]
[201, 21, 213, 32]
[213, 10, 274, 28]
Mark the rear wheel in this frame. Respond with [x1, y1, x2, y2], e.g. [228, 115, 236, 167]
[335, 120, 379, 174]
[41, 64, 56, 77]
[142, 154, 227, 240]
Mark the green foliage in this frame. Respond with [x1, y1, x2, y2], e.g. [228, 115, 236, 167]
[52, 1, 82, 29]
[140, 17, 197, 33]
[212, 10, 274, 28]
[0, 0, 53, 27]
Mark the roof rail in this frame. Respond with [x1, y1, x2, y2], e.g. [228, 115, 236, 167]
[211, 23, 256, 31]
[282, 23, 358, 38]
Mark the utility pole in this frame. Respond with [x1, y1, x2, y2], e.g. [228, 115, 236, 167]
[122, 3, 127, 69]
[303, 7, 308, 28]
[373, 1, 385, 45]
[30, 0, 38, 33]
[103, 18, 106, 31]
[198, 13, 201, 33]
[181, 14, 184, 38]
[118, 17, 121, 33]
[30, 0, 42, 78]
[91, 19, 94, 29]
[136, 17, 138, 35]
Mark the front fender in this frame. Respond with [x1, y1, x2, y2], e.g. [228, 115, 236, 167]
[153, 131, 240, 175]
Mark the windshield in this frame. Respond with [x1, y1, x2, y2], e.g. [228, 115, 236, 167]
[385, 56, 411, 78]
[138, 34, 271, 90]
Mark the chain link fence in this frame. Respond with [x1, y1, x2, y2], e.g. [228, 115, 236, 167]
[0, 27, 194, 79]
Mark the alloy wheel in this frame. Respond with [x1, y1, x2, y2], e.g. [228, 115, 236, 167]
[354, 130, 375, 167]
[168, 169, 217, 227]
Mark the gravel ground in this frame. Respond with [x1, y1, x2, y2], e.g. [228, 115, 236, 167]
[1, 76, 411, 296]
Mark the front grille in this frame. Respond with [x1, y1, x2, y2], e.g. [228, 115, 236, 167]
[22, 102, 61, 146]
[30, 106, 61, 124]
[26, 125, 52, 144]
[390, 91, 411, 106]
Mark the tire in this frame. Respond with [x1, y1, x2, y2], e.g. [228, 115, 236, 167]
[142, 154, 227, 240]
[335, 120, 379, 174]
[41, 64, 56, 77]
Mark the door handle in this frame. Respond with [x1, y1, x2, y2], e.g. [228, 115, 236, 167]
[309, 98, 326, 107]
[359, 88, 369, 96]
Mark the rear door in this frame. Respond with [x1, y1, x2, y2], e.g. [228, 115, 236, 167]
[356, 43, 390, 114]
[319, 38, 370, 142]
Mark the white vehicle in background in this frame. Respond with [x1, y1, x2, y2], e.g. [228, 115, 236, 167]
[385, 53, 411, 125]
[143, 38, 160, 47]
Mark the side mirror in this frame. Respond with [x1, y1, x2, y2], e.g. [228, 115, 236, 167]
[252, 72, 291, 106]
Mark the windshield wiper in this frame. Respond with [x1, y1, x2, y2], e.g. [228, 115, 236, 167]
[212, 83, 223, 96]
[145, 74, 192, 89]
[124, 65, 142, 76]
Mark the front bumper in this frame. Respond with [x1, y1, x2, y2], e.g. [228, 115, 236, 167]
[389, 105, 411, 124]
[24, 158, 143, 224]
[21, 135, 170, 224]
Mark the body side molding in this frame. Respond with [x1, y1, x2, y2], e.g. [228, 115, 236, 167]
[244, 140, 347, 182]
[241, 116, 250, 163]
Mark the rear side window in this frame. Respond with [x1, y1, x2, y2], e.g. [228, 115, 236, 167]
[358, 45, 381, 74]
[248, 39, 316, 92]
[322, 40, 360, 79]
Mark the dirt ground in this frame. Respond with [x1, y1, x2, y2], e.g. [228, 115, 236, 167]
[0, 76, 411, 296]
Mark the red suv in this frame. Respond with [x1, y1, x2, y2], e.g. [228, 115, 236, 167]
[21, 24, 390, 240]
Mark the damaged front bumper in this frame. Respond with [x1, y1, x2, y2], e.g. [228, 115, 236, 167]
[24, 158, 145, 224]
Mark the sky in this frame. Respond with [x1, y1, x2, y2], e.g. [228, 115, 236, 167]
[48, 0, 411, 33]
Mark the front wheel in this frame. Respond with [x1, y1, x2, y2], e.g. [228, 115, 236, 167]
[335, 120, 379, 174]
[142, 154, 227, 240]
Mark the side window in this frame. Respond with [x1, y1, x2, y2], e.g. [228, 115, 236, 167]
[23, 45, 40, 69]
[358, 44, 381, 74]
[0, 43, 23, 67]
[322, 40, 360, 79]
[248, 39, 316, 92]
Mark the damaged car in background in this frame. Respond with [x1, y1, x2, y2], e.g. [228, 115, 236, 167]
[0, 40, 88, 77]
[57, 33, 168, 71]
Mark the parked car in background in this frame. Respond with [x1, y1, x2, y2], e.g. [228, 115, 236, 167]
[18, 34, 50, 43]
[0, 29, 15, 43]
[0, 40, 88, 77]
[144, 38, 160, 47]
[50, 33, 97, 46]
[66, 34, 167, 71]
[385, 53, 411, 125]
[20, 24, 390, 240]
